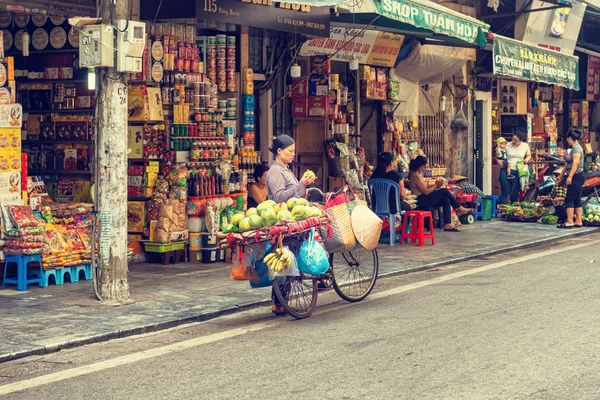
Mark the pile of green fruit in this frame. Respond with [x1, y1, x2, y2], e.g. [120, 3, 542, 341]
[221, 198, 323, 233]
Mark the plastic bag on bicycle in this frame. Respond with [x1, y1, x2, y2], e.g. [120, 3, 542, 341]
[297, 228, 330, 276]
[249, 243, 273, 289]
[268, 246, 300, 280]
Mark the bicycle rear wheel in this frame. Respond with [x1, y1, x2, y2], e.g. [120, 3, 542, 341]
[330, 247, 378, 302]
[272, 275, 319, 319]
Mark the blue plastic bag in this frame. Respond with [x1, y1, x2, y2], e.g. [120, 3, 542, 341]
[297, 228, 330, 275]
[249, 244, 273, 288]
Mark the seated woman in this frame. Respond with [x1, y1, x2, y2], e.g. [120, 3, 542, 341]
[371, 152, 411, 214]
[409, 156, 473, 232]
[247, 163, 269, 209]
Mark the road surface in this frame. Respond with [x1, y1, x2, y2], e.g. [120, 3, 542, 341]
[0, 234, 599, 399]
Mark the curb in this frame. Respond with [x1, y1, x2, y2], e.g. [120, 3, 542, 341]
[1, 228, 597, 364]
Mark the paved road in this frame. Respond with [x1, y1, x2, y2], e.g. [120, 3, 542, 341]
[1, 234, 600, 399]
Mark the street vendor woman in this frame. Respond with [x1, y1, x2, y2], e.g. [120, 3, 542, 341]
[266, 135, 315, 315]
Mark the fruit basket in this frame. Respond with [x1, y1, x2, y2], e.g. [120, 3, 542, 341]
[217, 215, 329, 249]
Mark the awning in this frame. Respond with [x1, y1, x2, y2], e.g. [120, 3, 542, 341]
[333, 0, 490, 48]
[492, 35, 580, 90]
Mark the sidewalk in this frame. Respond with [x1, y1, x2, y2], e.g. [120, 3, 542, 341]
[0, 221, 596, 363]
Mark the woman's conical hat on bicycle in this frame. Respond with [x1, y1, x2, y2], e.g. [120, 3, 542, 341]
[351, 204, 382, 250]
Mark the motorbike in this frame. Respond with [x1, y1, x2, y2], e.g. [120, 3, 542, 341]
[521, 154, 564, 203]
[581, 170, 600, 208]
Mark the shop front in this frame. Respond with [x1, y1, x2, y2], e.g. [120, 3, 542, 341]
[487, 34, 585, 197]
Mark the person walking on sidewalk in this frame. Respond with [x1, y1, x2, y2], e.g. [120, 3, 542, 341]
[499, 131, 532, 204]
[409, 156, 474, 232]
[558, 129, 585, 229]
[266, 135, 315, 314]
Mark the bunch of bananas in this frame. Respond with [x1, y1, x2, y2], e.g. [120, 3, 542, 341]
[264, 247, 292, 273]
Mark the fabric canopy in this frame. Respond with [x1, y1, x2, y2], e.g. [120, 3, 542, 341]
[334, 0, 490, 48]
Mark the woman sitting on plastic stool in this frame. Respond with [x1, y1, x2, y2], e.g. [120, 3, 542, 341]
[409, 156, 473, 232]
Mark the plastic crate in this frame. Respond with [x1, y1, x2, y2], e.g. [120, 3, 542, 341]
[144, 241, 186, 253]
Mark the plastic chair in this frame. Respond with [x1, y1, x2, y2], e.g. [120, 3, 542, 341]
[368, 179, 403, 246]
[400, 211, 435, 247]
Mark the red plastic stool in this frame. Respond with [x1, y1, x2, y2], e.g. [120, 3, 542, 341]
[400, 210, 435, 247]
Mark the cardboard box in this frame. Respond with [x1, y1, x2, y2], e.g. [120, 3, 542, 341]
[55, 123, 72, 140]
[291, 79, 308, 98]
[308, 96, 329, 117]
[310, 55, 331, 74]
[128, 125, 144, 159]
[127, 201, 146, 233]
[309, 74, 329, 96]
[291, 98, 308, 118]
[63, 149, 77, 170]
[146, 87, 164, 121]
[149, 220, 157, 241]
[0, 171, 21, 201]
[128, 86, 148, 122]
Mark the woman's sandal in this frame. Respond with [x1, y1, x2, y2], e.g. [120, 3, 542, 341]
[444, 226, 461, 232]
[459, 208, 475, 216]
[557, 224, 573, 229]
[272, 305, 286, 316]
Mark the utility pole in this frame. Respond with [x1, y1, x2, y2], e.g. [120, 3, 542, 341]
[96, 0, 131, 303]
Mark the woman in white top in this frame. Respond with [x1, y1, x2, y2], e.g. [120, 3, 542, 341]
[498, 131, 531, 204]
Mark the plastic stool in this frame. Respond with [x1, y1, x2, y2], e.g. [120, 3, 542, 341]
[2, 255, 43, 291]
[400, 211, 435, 247]
[30, 269, 64, 287]
[474, 198, 483, 221]
[71, 265, 93, 282]
[488, 195, 500, 218]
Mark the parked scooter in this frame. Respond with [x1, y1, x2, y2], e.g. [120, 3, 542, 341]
[522, 154, 564, 203]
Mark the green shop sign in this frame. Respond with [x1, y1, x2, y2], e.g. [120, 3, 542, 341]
[493, 36, 579, 90]
[374, 0, 489, 48]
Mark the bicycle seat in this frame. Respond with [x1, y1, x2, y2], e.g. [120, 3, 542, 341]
[584, 171, 600, 180]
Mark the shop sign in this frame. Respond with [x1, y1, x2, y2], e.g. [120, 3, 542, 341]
[587, 56, 600, 101]
[373, 0, 488, 47]
[493, 36, 579, 90]
[299, 28, 405, 67]
[0, 104, 22, 128]
[141, 0, 329, 37]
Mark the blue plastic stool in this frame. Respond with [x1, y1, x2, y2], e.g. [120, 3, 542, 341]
[71, 265, 93, 282]
[488, 195, 500, 218]
[57, 267, 74, 283]
[474, 198, 483, 221]
[2, 255, 43, 291]
[30, 269, 64, 287]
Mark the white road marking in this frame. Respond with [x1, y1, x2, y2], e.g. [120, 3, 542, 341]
[0, 239, 598, 396]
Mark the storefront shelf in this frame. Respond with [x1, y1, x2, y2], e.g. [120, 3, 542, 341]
[17, 79, 88, 84]
[23, 140, 93, 145]
[24, 109, 95, 114]
[28, 170, 92, 176]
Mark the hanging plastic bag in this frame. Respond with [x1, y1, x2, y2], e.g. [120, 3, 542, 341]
[249, 243, 272, 288]
[516, 161, 529, 178]
[230, 246, 253, 281]
[450, 103, 469, 132]
[297, 228, 330, 275]
[268, 246, 300, 280]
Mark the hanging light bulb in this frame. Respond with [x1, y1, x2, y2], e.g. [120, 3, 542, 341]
[349, 54, 359, 71]
[88, 69, 96, 90]
[290, 62, 301, 78]
[22, 32, 29, 57]
[440, 95, 447, 113]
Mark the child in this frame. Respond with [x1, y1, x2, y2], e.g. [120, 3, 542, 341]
[538, 172, 567, 224]
[496, 137, 511, 177]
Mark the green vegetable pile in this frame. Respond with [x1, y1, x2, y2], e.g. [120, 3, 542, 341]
[538, 215, 558, 225]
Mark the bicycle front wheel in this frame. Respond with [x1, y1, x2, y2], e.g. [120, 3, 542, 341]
[272, 275, 319, 319]
[330, 247, 378, 302]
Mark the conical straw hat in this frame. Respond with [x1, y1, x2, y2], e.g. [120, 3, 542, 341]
[351, 204, 383, 250]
